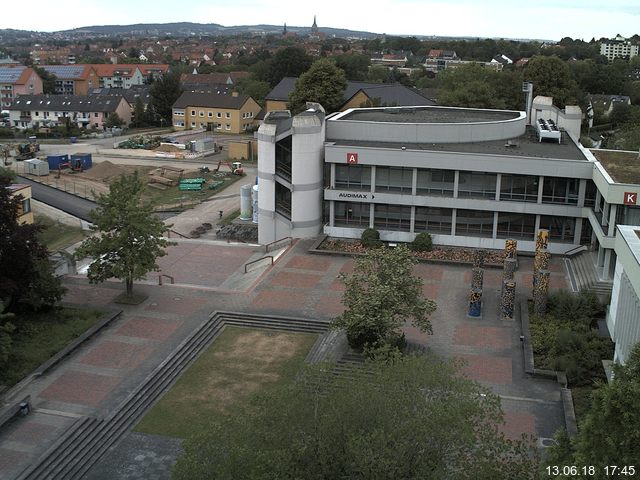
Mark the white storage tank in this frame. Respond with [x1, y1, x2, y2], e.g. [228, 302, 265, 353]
[252, 184, 259, 224]
[239, 184, 252, 220]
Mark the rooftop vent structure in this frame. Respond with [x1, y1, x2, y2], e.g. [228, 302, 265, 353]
[535, 118, 561, 144]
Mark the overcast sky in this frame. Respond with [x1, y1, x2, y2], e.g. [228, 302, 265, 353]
[3, 0, 639, 41]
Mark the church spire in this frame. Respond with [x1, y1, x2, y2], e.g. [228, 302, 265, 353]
[311, 15, 318, 35]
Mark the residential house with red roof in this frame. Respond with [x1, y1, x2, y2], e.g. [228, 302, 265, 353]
[0, 66, 43, 110]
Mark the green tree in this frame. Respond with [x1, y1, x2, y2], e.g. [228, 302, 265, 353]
[74, 172, 173, 298]
[334, 53, 371, 81]
[32, 66, 57, 95]
[0, 301, 16, 368]
[288, 59, 347, 114]
[174, 354, 538, 480]
[131, 97, 146, 128]
[0, 171, 64, 312]
[150, 72, 183, 125]
[437, 64, 523, 110]
[235, 78, 271, 106]
[266, 46, 313, 86]
[104, 112, 123, 128]
[547, 343, 640, 478]
[332, 245, 436, 350]
[524, 56, 580, 107]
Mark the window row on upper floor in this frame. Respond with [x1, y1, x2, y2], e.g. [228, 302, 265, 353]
[333, 164, 594, 206]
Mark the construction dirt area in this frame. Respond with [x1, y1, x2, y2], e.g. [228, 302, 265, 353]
[18, 159, 245, 211]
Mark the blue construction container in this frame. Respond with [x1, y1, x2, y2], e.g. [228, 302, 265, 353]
[70, 153, 92, 170]
[47, 154, 69, 170]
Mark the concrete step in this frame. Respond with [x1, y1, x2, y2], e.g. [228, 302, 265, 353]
[20, 312, 332, 480]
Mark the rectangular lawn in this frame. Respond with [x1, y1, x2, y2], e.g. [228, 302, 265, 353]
[1, 307, 104, 387]
[134, 326, 317, 439]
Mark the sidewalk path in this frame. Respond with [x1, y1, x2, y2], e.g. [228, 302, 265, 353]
[0, 240, 570, 479]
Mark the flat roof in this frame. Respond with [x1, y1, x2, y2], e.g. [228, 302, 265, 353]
[590, 150, 640, 184]
[337, 106, 521, 124]
[329, 126, 589, 161]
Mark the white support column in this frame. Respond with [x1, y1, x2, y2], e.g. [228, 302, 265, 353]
[369, 202, 375, 228]
[410, 206, 416, 233]
[370, 166, 376, 194]
[608, 204, 618, 237]
[495, 174, 501, 201]
[330, 163, 336, 189]
[537, 176, 544, 204]
[578, 179, 586, 207]
[329, 201, 335, 227]
[412, 168, 417, 196]
[451, 209, 457, 236]
[492, 211, 498, 238]
[574, 218, 583, 245]
[453, 171, 460, 198]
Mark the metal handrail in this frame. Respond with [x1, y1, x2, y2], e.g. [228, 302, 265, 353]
[563, 244, 588, 257]
[244, 255, 274, 273]
[264, 236, 293, 253]
[167, 229, 190, 239]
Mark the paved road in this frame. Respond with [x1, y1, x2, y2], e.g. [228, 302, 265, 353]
[17, 175, 97, 222]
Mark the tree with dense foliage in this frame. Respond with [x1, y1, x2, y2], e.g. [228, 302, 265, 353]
[263, 46, 312, 87]
[131, 97, 147, 128]
[437, 64, 523, 110]
[0, 170, 65, 313]
[174, 354, 539, 480]
[332, 245, 436, 350]
[524, 56, 579, 107]
[334, 53, 371, 81]
[547, 342, 640, 478]
[74, 172, 172, 298]
[149, 72, 183, 125]
[235, 78, 271, 106]
[32, 66, 58, 95]
[104, 112, 123, 128]
[288, 59, 347, 114]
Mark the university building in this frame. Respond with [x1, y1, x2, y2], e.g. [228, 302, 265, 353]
[257, 99, 640, 285]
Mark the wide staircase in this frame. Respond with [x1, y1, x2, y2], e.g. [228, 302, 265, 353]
[17, 312, 330, 480]
[565, 252, 613, 298]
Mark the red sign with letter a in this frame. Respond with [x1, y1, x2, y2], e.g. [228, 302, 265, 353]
[624, 192, 637, 205]
[346, 152, 358, 165]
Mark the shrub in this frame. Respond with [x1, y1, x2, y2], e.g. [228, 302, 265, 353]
[360, 228, 383, 248]
[410, 232, 433, 252]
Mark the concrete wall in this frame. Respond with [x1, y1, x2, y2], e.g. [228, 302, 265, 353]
[327, 109, 527, 144]
[608, 226, 640, 364]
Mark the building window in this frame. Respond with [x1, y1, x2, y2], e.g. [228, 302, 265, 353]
[415, 207, 452, 234]
[542, 177, 579, 205]
[217, 112, 221, 118]
[500, 174, 538, 202]
[275, 183, 291, 220]
[539, 215, 575, 243]
[375, 166, 413, 193]
[225, 124, 231, 130]
[225, 112, 231, 119]
[275, 136, 292, 181]
[191, 110, 196, 116]
[456, 209, 494, 237]
[208, 112, 213, 117]
[416, 168, 454, 196]
[458, 171, 497, 199]
[199, 111, 204, 117]
[335, 165, 371, 190]
[335, 201, 370, 227]
[17, 197, 31, 216]
[374, 204, 411, 232]
[191, 122, 196, 128]
[584, 180, 597, 207]
[216, 124, 222, 130]
[496, 213, 536, 240]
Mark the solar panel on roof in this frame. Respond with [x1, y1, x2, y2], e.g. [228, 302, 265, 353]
[0, 66, 26, 83]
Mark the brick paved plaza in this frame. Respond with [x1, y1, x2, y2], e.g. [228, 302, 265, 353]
[0, 238, 570, 479]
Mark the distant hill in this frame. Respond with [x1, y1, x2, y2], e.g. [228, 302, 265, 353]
[57, 22, 379, 39]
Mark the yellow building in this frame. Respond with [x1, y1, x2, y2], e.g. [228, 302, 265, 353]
[8, 184, 33, 224]
[172, 91, 261, 134]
